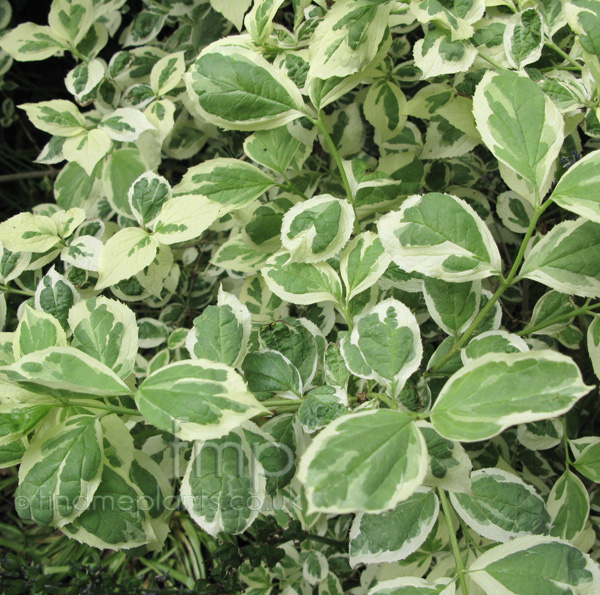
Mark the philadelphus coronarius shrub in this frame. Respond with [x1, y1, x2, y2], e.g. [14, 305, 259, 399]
[2, 0, 600, 593]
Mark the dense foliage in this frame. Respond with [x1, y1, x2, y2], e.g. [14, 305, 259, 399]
[1, 0, 600, 593]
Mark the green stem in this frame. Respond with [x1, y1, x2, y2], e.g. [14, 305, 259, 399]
[429, 198, 551, 374]
[56, 400, 139, 416]
[562, 417, 572, 468]
[279, 176, 310, 201]
[544, 42, 582, 71]
[338, 304, 354, 331]
[0, 169, 58, 183]
[438, 488, 469, 595]
[367, 391, 396, 409]
[313, 112, 361, 235]
[305, 534, 347, 548]
[0, 284, 35, 297]
[477, 51, 508, 71]
[261, 398, 303, 409]
[518, 302, 600, 336]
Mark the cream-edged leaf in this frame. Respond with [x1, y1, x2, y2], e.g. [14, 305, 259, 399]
[349, 488, 439, 566]
[0, 23, 64, 62]
[297, 409, 427, 514]
[153, 195, 223, 244]
[150, 51, 185, 96]
[308, 0, 391, 80]
[0, 212, 61, 253]
[340, 232, 391, 301]
[20, 99, 86, 137]
[550, 150, 600, 223]
[262, 251, 343, 305]
[521, 219, 600, 298]
[62, 128, 112, 176]
[450, 468, 550, 542]
[135, 359, 267, 441]
[96, 227, 159, 290]
[430, 351, 592, 442]
[473, 70, 563, 202]
[185, 43, 305, 131]
[377, 193, 501, 282]
[281, 195, 354, 263]
[468, 536, 600, 595]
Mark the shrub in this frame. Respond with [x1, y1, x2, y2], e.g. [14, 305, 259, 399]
[1, 0, 600, 593]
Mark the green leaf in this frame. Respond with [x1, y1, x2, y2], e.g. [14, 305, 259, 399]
[550, 150, 600, 224]
[430, 351, 591, 442]
[13, 305, 67, 360]
[349, 488, 439, 566]
[242, 350, 302, 398]
[378, 193, 501, 282]
[547, 470, 590, 541]
[68, 297, 138, 380]
[297, 409, 427, 513]
[0, 439, 26, 469]
[187, 287, 251, 368]
[325, 343, 350, 388]
[571, 436, 600, 482]
[521, 219, 600, 299]
[340, 232, 391, 301]
[135, 359, 267, 441]
[105, 148, 147, 217]
[173, 158, 276, 213]
[281, 194, 354, 263]
[181, 426, 265, 536]
[504, 8, 544, 69]
[0, 402, 51, 447]
[418, 422, 472, 493]
[423, 277, 481, 336]
[473, 70, 563, 201]
[468, 536, 600, 594]
[526, 290, 577, 336]
[450, 468, 550, 542]
[16, 415, 103, 526]
[185, 43, 305, 131]
[0, 346, 132, 399]
[96, 227, 159, 290]
[262, 251, 343, 305]
[298, 387, 347, 433]
[243, 121, 315, 175]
